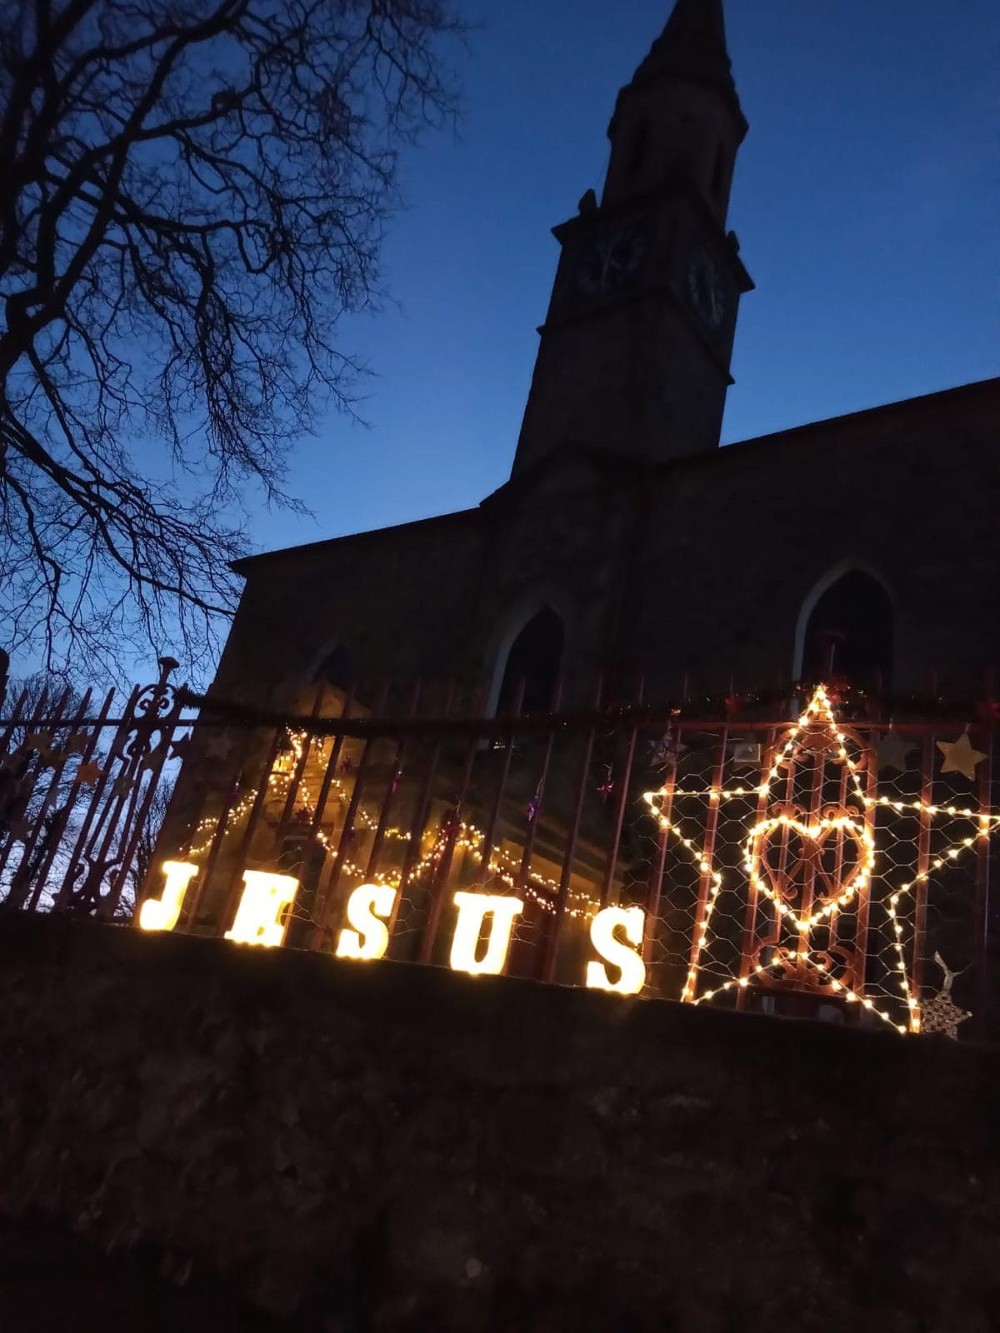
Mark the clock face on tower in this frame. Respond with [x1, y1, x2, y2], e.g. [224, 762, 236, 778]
[686, 246, 729, 334]
[574, 227, 646, 300]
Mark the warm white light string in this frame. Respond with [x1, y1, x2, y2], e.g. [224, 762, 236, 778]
[185, 730, 601, 923]
[179, 689, 994, 1030]
[644, 685, 997, 1033]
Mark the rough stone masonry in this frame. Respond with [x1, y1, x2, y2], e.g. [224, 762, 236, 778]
[1, 914, 1000, 1331]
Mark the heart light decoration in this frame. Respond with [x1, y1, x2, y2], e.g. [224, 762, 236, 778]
[643, 682, 1000, 1035]
[745, 807, 875, 934]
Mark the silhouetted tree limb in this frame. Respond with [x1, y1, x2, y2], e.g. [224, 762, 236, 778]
[0, 0, 463, 678]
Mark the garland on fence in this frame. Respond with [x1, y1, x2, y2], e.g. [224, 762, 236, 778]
[176, 678, 1000, 738]
[185, 730, 601, 922]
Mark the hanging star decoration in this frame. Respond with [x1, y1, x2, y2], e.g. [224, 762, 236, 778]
[936, 728, 987, 782]
[919, 953, 972, 1039]
[141, 737, 172, 771]
[74, 760, 102, 786]
[650, 729, 686, 773]
[643, 684, 1000, 1036]
[876, 726, 917, 774]
[0, 756, 31, 841]
[527, 783, 542, 823]
[170, 734, 193, 761]
[24, 731, 54, 763]
[729, 739, 761, 767]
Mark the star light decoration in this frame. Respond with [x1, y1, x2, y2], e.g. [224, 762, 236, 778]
[643, 684, 997, 1036]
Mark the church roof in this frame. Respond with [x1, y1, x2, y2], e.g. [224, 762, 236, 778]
[230, 505, 478, 573]
[487, 377, 1000, 503]
[632, 0, 743, 123]
[232, 377, 999, 576]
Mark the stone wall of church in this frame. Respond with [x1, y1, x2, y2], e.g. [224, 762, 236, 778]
[2, 914, 1000, 1332]
[214, 380, 999, 710]
[214, 511, 488, 707]
[626, 379, 1000, 695]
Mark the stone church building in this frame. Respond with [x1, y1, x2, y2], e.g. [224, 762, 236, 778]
[209, 0, 1000, 716]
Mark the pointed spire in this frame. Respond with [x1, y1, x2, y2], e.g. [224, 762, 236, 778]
[663, 0, 727, 41]
[632, 0, 743, 123]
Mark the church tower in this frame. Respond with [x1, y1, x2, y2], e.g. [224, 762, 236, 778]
[510, 0, 754, 479]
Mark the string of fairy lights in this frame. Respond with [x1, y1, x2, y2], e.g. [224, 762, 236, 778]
[184, 730, 601, 921]
[643, 685, 998, 1034]
[176, 685, 996, 1032]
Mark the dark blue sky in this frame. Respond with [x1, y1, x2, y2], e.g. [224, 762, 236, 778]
[245, 0, 998, 552]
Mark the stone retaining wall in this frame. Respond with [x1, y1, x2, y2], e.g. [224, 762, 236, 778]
[1, 916, 999, 1331]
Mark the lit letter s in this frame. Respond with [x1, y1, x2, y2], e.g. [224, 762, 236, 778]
[586, 906, 646, 995]
[336, 883, 397, 960]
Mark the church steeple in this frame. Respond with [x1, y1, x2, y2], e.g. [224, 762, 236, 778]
[508, 0, 753, 481]
[634, 0, 742, 120]
[603, 0, 746, 217]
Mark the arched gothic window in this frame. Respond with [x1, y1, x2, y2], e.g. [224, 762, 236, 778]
[496, 608, 564, 716]
[800, 570, 893, 690]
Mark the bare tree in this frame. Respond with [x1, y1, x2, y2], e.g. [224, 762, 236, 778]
[0, 672, 92, 908]
[0, 0, 463, 678]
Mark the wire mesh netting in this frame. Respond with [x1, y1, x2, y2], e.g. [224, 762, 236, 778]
[138, 683, 996, 1040]
[633, 688, 990, 1036]
[2, 670, 996, 1042]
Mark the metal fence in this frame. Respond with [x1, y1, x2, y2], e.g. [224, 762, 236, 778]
[1, 664, 997, 1040]
[0, 659, 185, 918]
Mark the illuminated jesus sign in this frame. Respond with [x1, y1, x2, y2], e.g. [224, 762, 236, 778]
[140, 868, 648, 996]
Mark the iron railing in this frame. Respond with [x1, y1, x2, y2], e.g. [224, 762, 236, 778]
[1, 666, 998, 1041]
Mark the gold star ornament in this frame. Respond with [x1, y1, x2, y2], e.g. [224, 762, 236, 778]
[876, 728, 917, 773]
[920, 991, 971, 1040]
[74, 760, 102, 786]
[920, 953, 972, 1039]
[936, 730, 987, 781]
